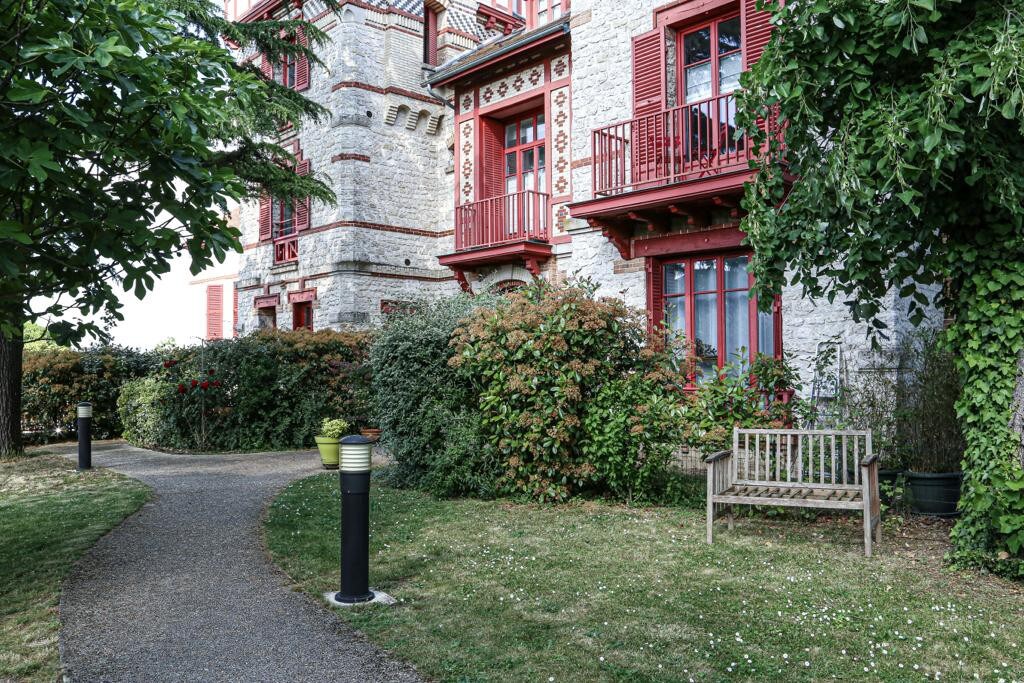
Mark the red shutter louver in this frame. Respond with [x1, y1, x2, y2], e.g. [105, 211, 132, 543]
[646, 258, 665, 338]
[295, 26, 310, 91]
[294, 159, 311, 230]
[232, 286, 238, 337]
[479, 117, 506, 199]
[260, 54, 272, 79]
[258, 195, 272, 241]
[631, 28, 668, 189]
[743, 0, 776, 68]
[631, 28, 666, 117]
[206, 284, 224, 340]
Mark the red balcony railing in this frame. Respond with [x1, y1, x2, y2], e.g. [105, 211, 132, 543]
[591, 92, 773, 197]
[455, 190, 550, 251]
[274, 236, 298, 264]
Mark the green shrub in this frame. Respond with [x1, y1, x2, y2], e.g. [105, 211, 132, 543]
[117, 330, 371, 452]
[371, 295, 499, 497]
[320, 418, 349, 439]
[452, 280, 688, 503]
[22, 346, 158, 440]
[117, 376, 177, 449]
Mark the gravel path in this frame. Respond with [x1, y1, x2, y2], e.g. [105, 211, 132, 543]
[53, 441, 421, 683]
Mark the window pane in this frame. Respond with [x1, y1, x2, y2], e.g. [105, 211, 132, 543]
[693, 258, 717, 292]
[522, 148, 534, 173]
[506, 176, 518, 194]
[724, 255, 749, 289]
[665, 298, 685, 336]
[664, 263, 686, 296]
[520, 118, 534, 144]
[505, 124, 517, 148]
[694, 292, 719, 379]
[536, 114, 545, 140]
[683, 28, 711, 64]
[505, 152, 517, 175]
[538, 146, 545, 169]
[718, 17, 741, 54]
[725, 289, 750, 373]
[758, 308, 776, 356]
[719, 52, 742, 94]
[685, 63, 712, 103]
[522, 171, 534, 194]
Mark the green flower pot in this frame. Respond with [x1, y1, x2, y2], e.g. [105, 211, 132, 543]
[906, 471, 962, 517]
[315, 436, 340, 470]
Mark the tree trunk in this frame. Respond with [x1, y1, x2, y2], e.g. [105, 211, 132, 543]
[1013, 351, 1024, 470]
[0, 320, 24, 458]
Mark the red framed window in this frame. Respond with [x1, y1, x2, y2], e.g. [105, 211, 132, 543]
[502, 111, 546, 195]
[293, 301, 313, 331]
[532, 0, 564, 26]
[274, 51, 297, 88]
[257, 306, 277, 330]
[677, 15, 741, 104]
[658, 252, 781, 379]
[271, 197, 298, 264]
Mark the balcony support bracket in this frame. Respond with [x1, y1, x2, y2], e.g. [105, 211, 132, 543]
[524, 257, 543, 278]
[588, 217, 632, 261]
[627, 211, 668, 234]
[711, 196, 741, 219]
[453, 269, 473, 295]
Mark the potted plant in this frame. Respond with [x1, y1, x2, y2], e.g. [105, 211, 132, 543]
[750, 353, 801, 404]
[898, 332, 965, 517]
[315, 418, 349, 470]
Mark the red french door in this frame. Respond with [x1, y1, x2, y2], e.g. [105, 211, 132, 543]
[292, 302, 313, 331]
[500, 111, 546, 235]
[660, 253, 780, 380]
[675, 14, 745, 165]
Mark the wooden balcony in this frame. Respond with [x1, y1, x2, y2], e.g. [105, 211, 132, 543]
[592, 93, 765, 196]
[440, 190, 552, 275]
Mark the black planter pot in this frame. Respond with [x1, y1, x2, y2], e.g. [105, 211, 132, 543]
[878, 469, 904, 505]
[906, 471, 963, 517]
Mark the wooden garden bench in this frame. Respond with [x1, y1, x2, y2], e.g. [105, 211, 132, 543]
[706, 428, 881, 556]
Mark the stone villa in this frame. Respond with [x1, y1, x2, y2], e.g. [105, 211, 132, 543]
[217, 0, 935, 385]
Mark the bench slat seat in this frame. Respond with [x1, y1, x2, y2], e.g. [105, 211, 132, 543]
[706, 427, 881, 556]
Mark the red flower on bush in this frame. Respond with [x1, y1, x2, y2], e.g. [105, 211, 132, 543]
[177, 383, 186, 394]
[191, 379, 198, 388]
[208, 368, 215, 376]
[213, 380, 222, 388]
[200, 381, 210, 391]
[162, 361, 171, 369]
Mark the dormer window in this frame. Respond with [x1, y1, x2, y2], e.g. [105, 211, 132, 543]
[533, 0, 562, 26]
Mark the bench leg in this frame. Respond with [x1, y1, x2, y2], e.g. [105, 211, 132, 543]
[706, 501, 714, 544]
[863, 507, 873, 557]
[727, 505, 734, 531]
[874, 516, 882, 545]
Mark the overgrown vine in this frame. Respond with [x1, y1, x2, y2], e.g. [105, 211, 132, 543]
[738, 0, 1024, 576]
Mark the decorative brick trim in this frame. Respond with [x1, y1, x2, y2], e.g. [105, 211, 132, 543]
[331, 153, 371, 163]
[331, 81, 439, 105]
[613, 259, 645, 275]
[571, 157, 592, 169]
[570, 10, 593, 28]
[244, 220, 455, 250]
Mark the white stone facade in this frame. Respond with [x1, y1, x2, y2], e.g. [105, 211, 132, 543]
[235, 0, 940, 386]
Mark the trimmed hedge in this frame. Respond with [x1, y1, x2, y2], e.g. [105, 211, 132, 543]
[117, 330, 372, 452]
[21, 346, 157, 441]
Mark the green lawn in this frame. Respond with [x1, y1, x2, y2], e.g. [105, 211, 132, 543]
[266, 473, 1024, 682]
[0, 456, 150, 682]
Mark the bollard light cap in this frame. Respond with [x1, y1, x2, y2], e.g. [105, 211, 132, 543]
[77, 402, 93, 419]
[339, 435, 373, 473]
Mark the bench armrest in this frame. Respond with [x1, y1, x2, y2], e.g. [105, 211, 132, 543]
[860, 454, 879, 468]
[705, 450, 732, 464]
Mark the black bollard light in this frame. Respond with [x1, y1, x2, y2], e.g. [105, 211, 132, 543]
[335, 435, 374, 604]
[76, 401, 92, 471]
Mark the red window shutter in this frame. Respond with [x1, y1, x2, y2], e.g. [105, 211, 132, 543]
[646, 258, 665, 337]
[232, 286, 238, 337]
[632, 28, 666, 117]
[258, 195, 272, 241]
[743, 0, 775, 67]
[479, 117, 505, 199]
[206, 285, 224, 340]
[260, 54, 272, 79]
[424, 9, 439, 65]
[294, 159, 311, 230]
[295, 27, 310, 91]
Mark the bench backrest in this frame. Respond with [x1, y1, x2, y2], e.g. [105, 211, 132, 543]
[732, 428, 872, 489]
